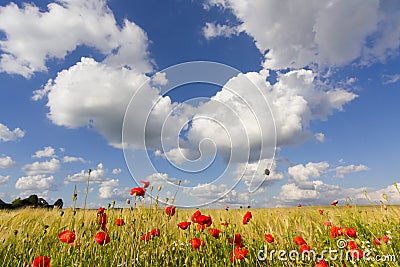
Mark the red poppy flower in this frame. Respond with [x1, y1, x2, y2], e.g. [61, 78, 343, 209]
[140, 179, 150, 188]
[293, 235, 307, 245]
[221, 221, 229, 227]
[330, 199, 338, 206]
[242, 211, 252, 225]
[318, 209, 323, 215]
[349, 249, 363, 259]
[178, 221, 191, 230]
[314, 259, 329, 267]
[373, 238, 382, 245]
[209, 228, 220, 238]
[330, 226, 344, 238]
[141, 232, 152, 241]
[345, 227, 357, 238]
[98, 212, 107, 225]
[195, 214, 212, 226]
[189, 238, 205, 250]
[297, 203, 302, 207]
[151, 228, 160, 237]
[346, 240, 357, 250]
[115, 218, 125, 226]
[230, 247, 248, 262]
[383, 236, 390, 243]
[94, 232, 110, 245]
[58, 230, 75, 244]
[264, 234, 274, 243]
[228, 234, 242, 246]
[225, 205, 229, 211]
[97, 207, 105, 214]
[31, 256, 51, 267]
[300, 244, 311, 253]
[165, 206, 176, 216]
[323, 221, 332, 227]
[197, 224, 206, 231]
[130, 187, 146, 197]
[191, 210, 202, 223]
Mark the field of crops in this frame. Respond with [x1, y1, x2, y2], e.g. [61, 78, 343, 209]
[0, 194, 399, 267]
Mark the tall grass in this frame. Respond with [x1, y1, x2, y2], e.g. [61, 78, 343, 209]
[0, 204, 399, 266]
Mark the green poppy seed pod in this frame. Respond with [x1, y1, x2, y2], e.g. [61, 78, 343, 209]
[165, 197, 169, 203]
[126, 199, 131, 205]
[150, 185, 154, 191]
[382, 194, 388, 202]
[158, 185, 162, 191]
[177, 180, 181, 185]
[60, 211, 64, 217]
[88, 168, 92, 175]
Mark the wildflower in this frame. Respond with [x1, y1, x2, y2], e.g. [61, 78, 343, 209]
[94, 232, 110, 245]
[349, 249, 364, 259]
[115, 218, 125, 226]
[58, 230, 75, 244]
[264, 234, 274, 243]
[191, 210, 202, 223]
[345, 228, 357, 238]
[230, 247, 248, 262]
[330, 200, 339, 206]
[221, 221, 229, 227]
[228, 234, 242, 246]
[225, 205, 229, 211]
[323, 221, 332, 227]
[165, 206, 176, 216]
[97, 207, 105, 214]
[151, 228, 160, 237]
[130, 187, 145, 197]
[195, 215, 212, 227]
[209, 228, 220, 238]
[178, 222, 191, 230]
[294, 235, 307, 245]
[347, 240, 357, 250]
[141, 232, 152, 241]
[330, 226, 344, 238]
[297, 203, 302, 207]
[140, 180, 150, 188]
[31, 256, 51, 267]
[189, 238, 205, 250]
[242, 211, 252, 224]
[318, 209, 323, 215]
[383, 235, 390, 243]
[300, 244, 311, 253]
[314, 259, 329, 267]
[373, 238, 382, 245]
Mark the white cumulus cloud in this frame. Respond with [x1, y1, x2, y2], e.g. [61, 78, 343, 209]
[15, 175, 55, 191]
[0, 156, 16, 168]
[335, 164, 369, 178]
[62, 156, 87, 163]
[32, 146, 56, 158]
[0, 0, 152, 77]
[0, 123, 25, 142]
[22, 158, 60, 175]
[0, 175, 10, 185]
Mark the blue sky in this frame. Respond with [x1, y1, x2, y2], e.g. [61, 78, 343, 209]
[0, 0, 400, 208]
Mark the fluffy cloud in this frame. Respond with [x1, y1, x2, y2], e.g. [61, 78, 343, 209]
[314, 133, 325, 143]
[0, 156, 16, 168]
[335, 164, 369, 178]
[62, 156, 87, 163]
[358, 183, 400, 203]
[202, 22, 240, 39]
[15, 175, 55, 191]
[22, 158, 60, 175]
[112, 168, 122, 175]
[0, 0, 151, 77]
[0, 123, 25, 142]
[98, 179, 128, 200]
[169, 69, 356, 165]
[32, 146, 56, 158]
[288, 161, 329, 190]
[277, 180, 365, 206]
[205, 0, 399, 70]
[33, 57, 179, 149]
[0, 175, 10, 185]
[64, 163, 106, 183]
[146, 172, 177, 187]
